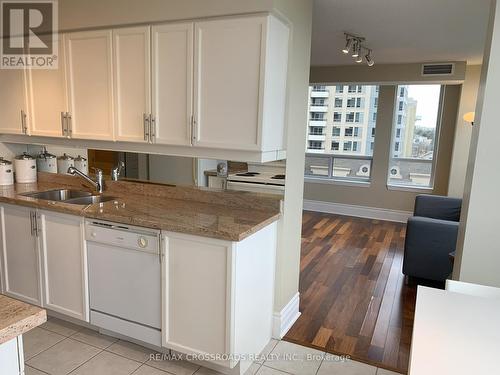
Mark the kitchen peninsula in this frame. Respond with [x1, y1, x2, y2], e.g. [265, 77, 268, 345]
[0, 294, 46, 375]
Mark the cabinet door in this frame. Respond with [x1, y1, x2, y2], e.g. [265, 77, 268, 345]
[113, 26, 151, 142]
[28, 37, 68, 138]
[0, 205, 41, 306]
[163, 233, 231, 358]
[0, 69, 29, 135]
[193, 17, 265, 150]
[65, 30, 114, 140]
[152, 23, 193, 146]
[39, 211, 88, 321]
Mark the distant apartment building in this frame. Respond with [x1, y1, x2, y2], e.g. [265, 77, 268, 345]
[306, 84, 379, 156]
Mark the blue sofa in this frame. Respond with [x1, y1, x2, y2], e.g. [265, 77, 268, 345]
[402, 195, 462, 283]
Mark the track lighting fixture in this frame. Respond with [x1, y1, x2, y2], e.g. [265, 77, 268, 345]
[341, 33, 375, 67]
[342, 37, 353, 54]
[365, 50, 374, 67]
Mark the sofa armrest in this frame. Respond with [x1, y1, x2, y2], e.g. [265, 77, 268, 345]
[403, 216, 459, 281]
[414, 195, 462, 221]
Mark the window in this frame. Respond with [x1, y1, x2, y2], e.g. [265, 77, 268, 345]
[308, 140, 323, 150]
[305, 84, 379, 183]
[388, 84, 443, 189]
[310, 126, 323, 135]
[311, 98, 325, 106]
[310, 112, 325, 120]
[370, 142, 374, 151]
[397, 114, 402, 125]
[400, 87, 405, 97]
[374, 97, 378, 107]
[371, 128, 376, 137]
[312, 85, 326, 91]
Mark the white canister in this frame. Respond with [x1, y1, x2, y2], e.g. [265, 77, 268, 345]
[36, 149, 58, 173]
[14, 153, 37, 183]
[57, 153, 75, 174]
[74, 155, 88, 174]
[0, 157, 14, 186]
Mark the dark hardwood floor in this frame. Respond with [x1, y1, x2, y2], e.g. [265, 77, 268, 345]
[284, 211, 416, 374]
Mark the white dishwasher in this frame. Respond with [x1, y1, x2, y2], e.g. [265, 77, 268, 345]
[86, 220, 162, 346]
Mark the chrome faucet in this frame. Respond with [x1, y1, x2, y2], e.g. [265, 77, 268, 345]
[67, 166, 104, 194]
[111, 161, 125, 181]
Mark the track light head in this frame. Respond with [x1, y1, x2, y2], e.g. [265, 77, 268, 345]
[351, 41, 360, 58]
[365, 50, 375, 67]
[355, 54, 363, 63]
[342, 38, 353, 54]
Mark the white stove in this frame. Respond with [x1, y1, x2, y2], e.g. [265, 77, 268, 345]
[226, 162, 286, 195]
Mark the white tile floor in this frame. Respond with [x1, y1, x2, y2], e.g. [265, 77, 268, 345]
[24, 317, 402, 375]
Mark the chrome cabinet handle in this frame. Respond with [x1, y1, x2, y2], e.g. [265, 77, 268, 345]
[143, 113, 149, 141]
[66, 112, 72, 137]
[150, 115, 156, 143]
[61, 112, 67, 136]
[191, 115, 197, 142]
[34, 213, 39, 237]
[21, 110, 28, 134]
[30, 211, 35, 236]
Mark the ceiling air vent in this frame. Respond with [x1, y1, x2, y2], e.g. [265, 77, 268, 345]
[421, 63, 455, 76]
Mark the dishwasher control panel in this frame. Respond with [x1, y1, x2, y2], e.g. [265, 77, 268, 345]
[85, 220, 160, 254]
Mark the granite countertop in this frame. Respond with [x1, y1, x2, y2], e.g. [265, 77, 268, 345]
[0, 177, 281, 242]
[0, 295, 46, 345]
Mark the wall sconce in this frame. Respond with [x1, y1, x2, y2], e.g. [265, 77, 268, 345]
[463, 112, 475, 126]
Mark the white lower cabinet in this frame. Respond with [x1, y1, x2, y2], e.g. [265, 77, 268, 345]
[0, 205, 42, 306]
[0, 336, 24, 375]
[162, 223, 277, 373]
[39, 210, 89, 321]
[0, 204, 88, 322]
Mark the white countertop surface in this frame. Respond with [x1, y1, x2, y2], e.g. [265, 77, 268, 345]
[410, 286, 500, 374]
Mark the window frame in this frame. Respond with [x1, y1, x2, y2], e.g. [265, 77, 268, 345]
[387, 85, 445, 191]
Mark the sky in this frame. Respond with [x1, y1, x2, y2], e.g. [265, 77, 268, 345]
[406, 85, 441, 129]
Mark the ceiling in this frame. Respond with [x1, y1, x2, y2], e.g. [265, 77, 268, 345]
[311, 0, 491, 66]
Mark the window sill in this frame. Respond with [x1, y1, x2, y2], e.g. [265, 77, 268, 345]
[386, 184, 434, 193]
[304, 177, 371, 188]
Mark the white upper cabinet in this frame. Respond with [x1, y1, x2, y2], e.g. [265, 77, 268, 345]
[28, 37, 68, 138]
[193, 15, 289, 152]
[65, 30, 115, 140]
[0, 69, 29, 135]
[113, 26, 151, 142]
[152, 23, 193, 146]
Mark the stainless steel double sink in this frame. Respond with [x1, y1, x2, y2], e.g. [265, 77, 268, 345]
[22, 189, 116, 206]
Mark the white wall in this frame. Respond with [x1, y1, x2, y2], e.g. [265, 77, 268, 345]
[453, 0, 500, 286]
[448, 65, 482, 198]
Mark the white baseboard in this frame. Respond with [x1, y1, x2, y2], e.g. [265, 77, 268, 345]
[272, 292, 300, 339]
[303, 199, 412, 223]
